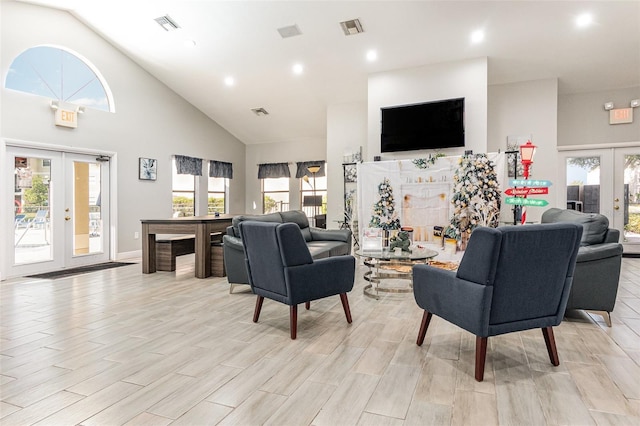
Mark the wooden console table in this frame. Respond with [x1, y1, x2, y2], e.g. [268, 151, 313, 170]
[141, 215, 234, 278]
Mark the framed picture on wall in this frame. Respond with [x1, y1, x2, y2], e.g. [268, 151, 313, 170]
[139, 157, 157, 181]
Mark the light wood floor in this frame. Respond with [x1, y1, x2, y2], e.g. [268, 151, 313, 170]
[1, 256, 639, 425]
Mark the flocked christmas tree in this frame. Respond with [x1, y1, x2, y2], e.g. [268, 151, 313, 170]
[369, 177, 401, 230]
[446, 154, 501, 240]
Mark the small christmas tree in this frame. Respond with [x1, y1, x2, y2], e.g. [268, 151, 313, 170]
[446, 154, 501, 240]
[369, 177, 401, 230]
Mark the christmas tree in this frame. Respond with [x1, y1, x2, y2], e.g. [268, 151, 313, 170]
[446, 154, 501, 240]
[369, 177, 401, 230]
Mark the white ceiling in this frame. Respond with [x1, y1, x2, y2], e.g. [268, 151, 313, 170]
[16, 1, 640, 146]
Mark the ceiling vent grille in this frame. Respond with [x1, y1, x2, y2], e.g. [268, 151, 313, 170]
[277, 24, 302, 39]
[154, 15, 180, 31]
[251, 107, 269, 116]
[340, 19, 364, 36]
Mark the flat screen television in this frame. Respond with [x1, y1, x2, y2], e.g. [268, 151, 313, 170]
[381, 97, 465, 153]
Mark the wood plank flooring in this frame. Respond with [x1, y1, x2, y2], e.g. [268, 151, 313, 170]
[1, 256, 639, 425]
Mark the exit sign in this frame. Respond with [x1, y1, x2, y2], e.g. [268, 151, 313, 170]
[55, 108, 78, 128]
[610, 108, 633, 124]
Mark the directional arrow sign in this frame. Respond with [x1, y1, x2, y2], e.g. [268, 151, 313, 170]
[505, 197, 549, 207]
[504, 187, 549, 196]
[509, 179, 553, 187]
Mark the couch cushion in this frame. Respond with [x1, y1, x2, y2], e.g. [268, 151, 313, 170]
[232, 212, 282, 237]
[307, 240, 350, 259]
[280, 210, 312, 241]
[541, 208, 609, 246]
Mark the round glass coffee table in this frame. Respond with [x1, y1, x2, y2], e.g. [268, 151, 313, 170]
[355, 248, 439, 299]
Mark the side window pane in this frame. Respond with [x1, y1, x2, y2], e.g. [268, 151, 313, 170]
[263, 178, 289, 214]
[208, 175, 226, 215]
[172, 158, 195, 217]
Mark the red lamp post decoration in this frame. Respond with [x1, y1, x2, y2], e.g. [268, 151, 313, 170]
[519, 140, 537, 225]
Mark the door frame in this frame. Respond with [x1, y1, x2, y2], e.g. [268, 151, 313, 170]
[558, 141, 640, 252]
[1, 138, 118, 280]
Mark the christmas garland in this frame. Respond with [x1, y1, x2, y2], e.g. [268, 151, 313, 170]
[411, 153, 445, 169]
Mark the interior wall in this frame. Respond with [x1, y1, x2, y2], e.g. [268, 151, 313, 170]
[487, 78, 559, 223]
[367, 57, 488, 161]
[244, 139, 327, 215]
[558, 86, 640, 146]
[326, 102, 367, 225]
[0, 2, 246, 260]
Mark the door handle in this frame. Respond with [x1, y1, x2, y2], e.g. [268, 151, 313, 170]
[65, 216, 71, 221]
[614, 198, 619, 202]
[614, 206, 620, 210]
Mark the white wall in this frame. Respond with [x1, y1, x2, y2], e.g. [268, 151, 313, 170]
[244, 139, 326, 215]
[326, 102, 367, 225]
[367, 58, 488, 161]
[1, 2, 246, 262]
[558, 86, 640, 146]
[488, 78, 559, 223]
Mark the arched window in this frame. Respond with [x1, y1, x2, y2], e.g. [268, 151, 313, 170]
[5, 45, 114, 112]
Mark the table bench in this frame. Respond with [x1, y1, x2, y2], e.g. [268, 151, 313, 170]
[156, 233, 224, 275]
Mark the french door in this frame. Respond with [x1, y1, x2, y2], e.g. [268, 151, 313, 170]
[6, 146, 110, 278]
[561, 146, 640, 254]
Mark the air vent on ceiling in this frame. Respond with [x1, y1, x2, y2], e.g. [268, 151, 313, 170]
[251, 107, 269, 116]
[340, 19, 364, 36]
[277, 24, 302, 39]
[154, 15, 180, 31]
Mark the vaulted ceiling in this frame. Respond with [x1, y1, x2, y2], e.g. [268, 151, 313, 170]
[16, 1, 640, 145]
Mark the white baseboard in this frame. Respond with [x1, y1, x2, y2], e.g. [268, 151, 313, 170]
[117, 250, 141, 261]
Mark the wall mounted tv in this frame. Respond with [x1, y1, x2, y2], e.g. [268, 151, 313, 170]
[381, 97, 465, 153]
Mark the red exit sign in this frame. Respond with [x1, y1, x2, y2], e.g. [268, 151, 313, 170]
[610, 108, 633, 124]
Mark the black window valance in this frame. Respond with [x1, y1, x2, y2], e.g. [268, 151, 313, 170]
[209, 160, 233, 179]
[295, 160, 326, 178]
[175, 155, 203, 176]
[258, 162, 291, 179]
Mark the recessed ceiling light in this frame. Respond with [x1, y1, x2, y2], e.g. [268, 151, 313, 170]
[224, 76, 235, 87]
[292, 63, 304, 75]
[576, 13, 593, 28]
[470, 30, 484, 44]
[366, 50, 378, 62]
[183, 39, 196, 48]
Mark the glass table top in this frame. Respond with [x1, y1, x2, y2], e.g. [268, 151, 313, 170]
[355, 248, 439, 261]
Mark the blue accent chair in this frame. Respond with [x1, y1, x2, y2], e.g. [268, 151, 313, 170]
[412, 223, 583, 381]
[238, 221, 356, 339]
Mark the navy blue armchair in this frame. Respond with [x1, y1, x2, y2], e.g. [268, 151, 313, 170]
[238, 221, 355, 339]
[412, 223, 583, 381]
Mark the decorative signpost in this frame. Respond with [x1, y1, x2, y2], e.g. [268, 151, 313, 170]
[503, 140, 552, 224]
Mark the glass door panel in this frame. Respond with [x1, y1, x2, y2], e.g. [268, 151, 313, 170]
[13, 155, 54, 264]
[65, 153, 109, 267]
[565, 155, 601, 213]
[614, 148, 640, 252]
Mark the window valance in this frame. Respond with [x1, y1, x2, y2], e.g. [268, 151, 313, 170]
[209, 160, 233, 179]
[258, 162, 291, 179]
[175, 155, 203, 176]
[295, 160, 326, 178]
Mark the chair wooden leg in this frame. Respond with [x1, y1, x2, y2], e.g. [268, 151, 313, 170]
[542, 326, 560, 366]
[475, 336, 488, 382]
[416, 311, 433, 346]
[305, 301, 310, 310]
[253, 296, 264, 323]
[339, 293, 352, 323]
[290, 305, 298, 339]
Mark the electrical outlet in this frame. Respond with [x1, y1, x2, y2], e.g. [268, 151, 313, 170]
[134, 232, 139, 239]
